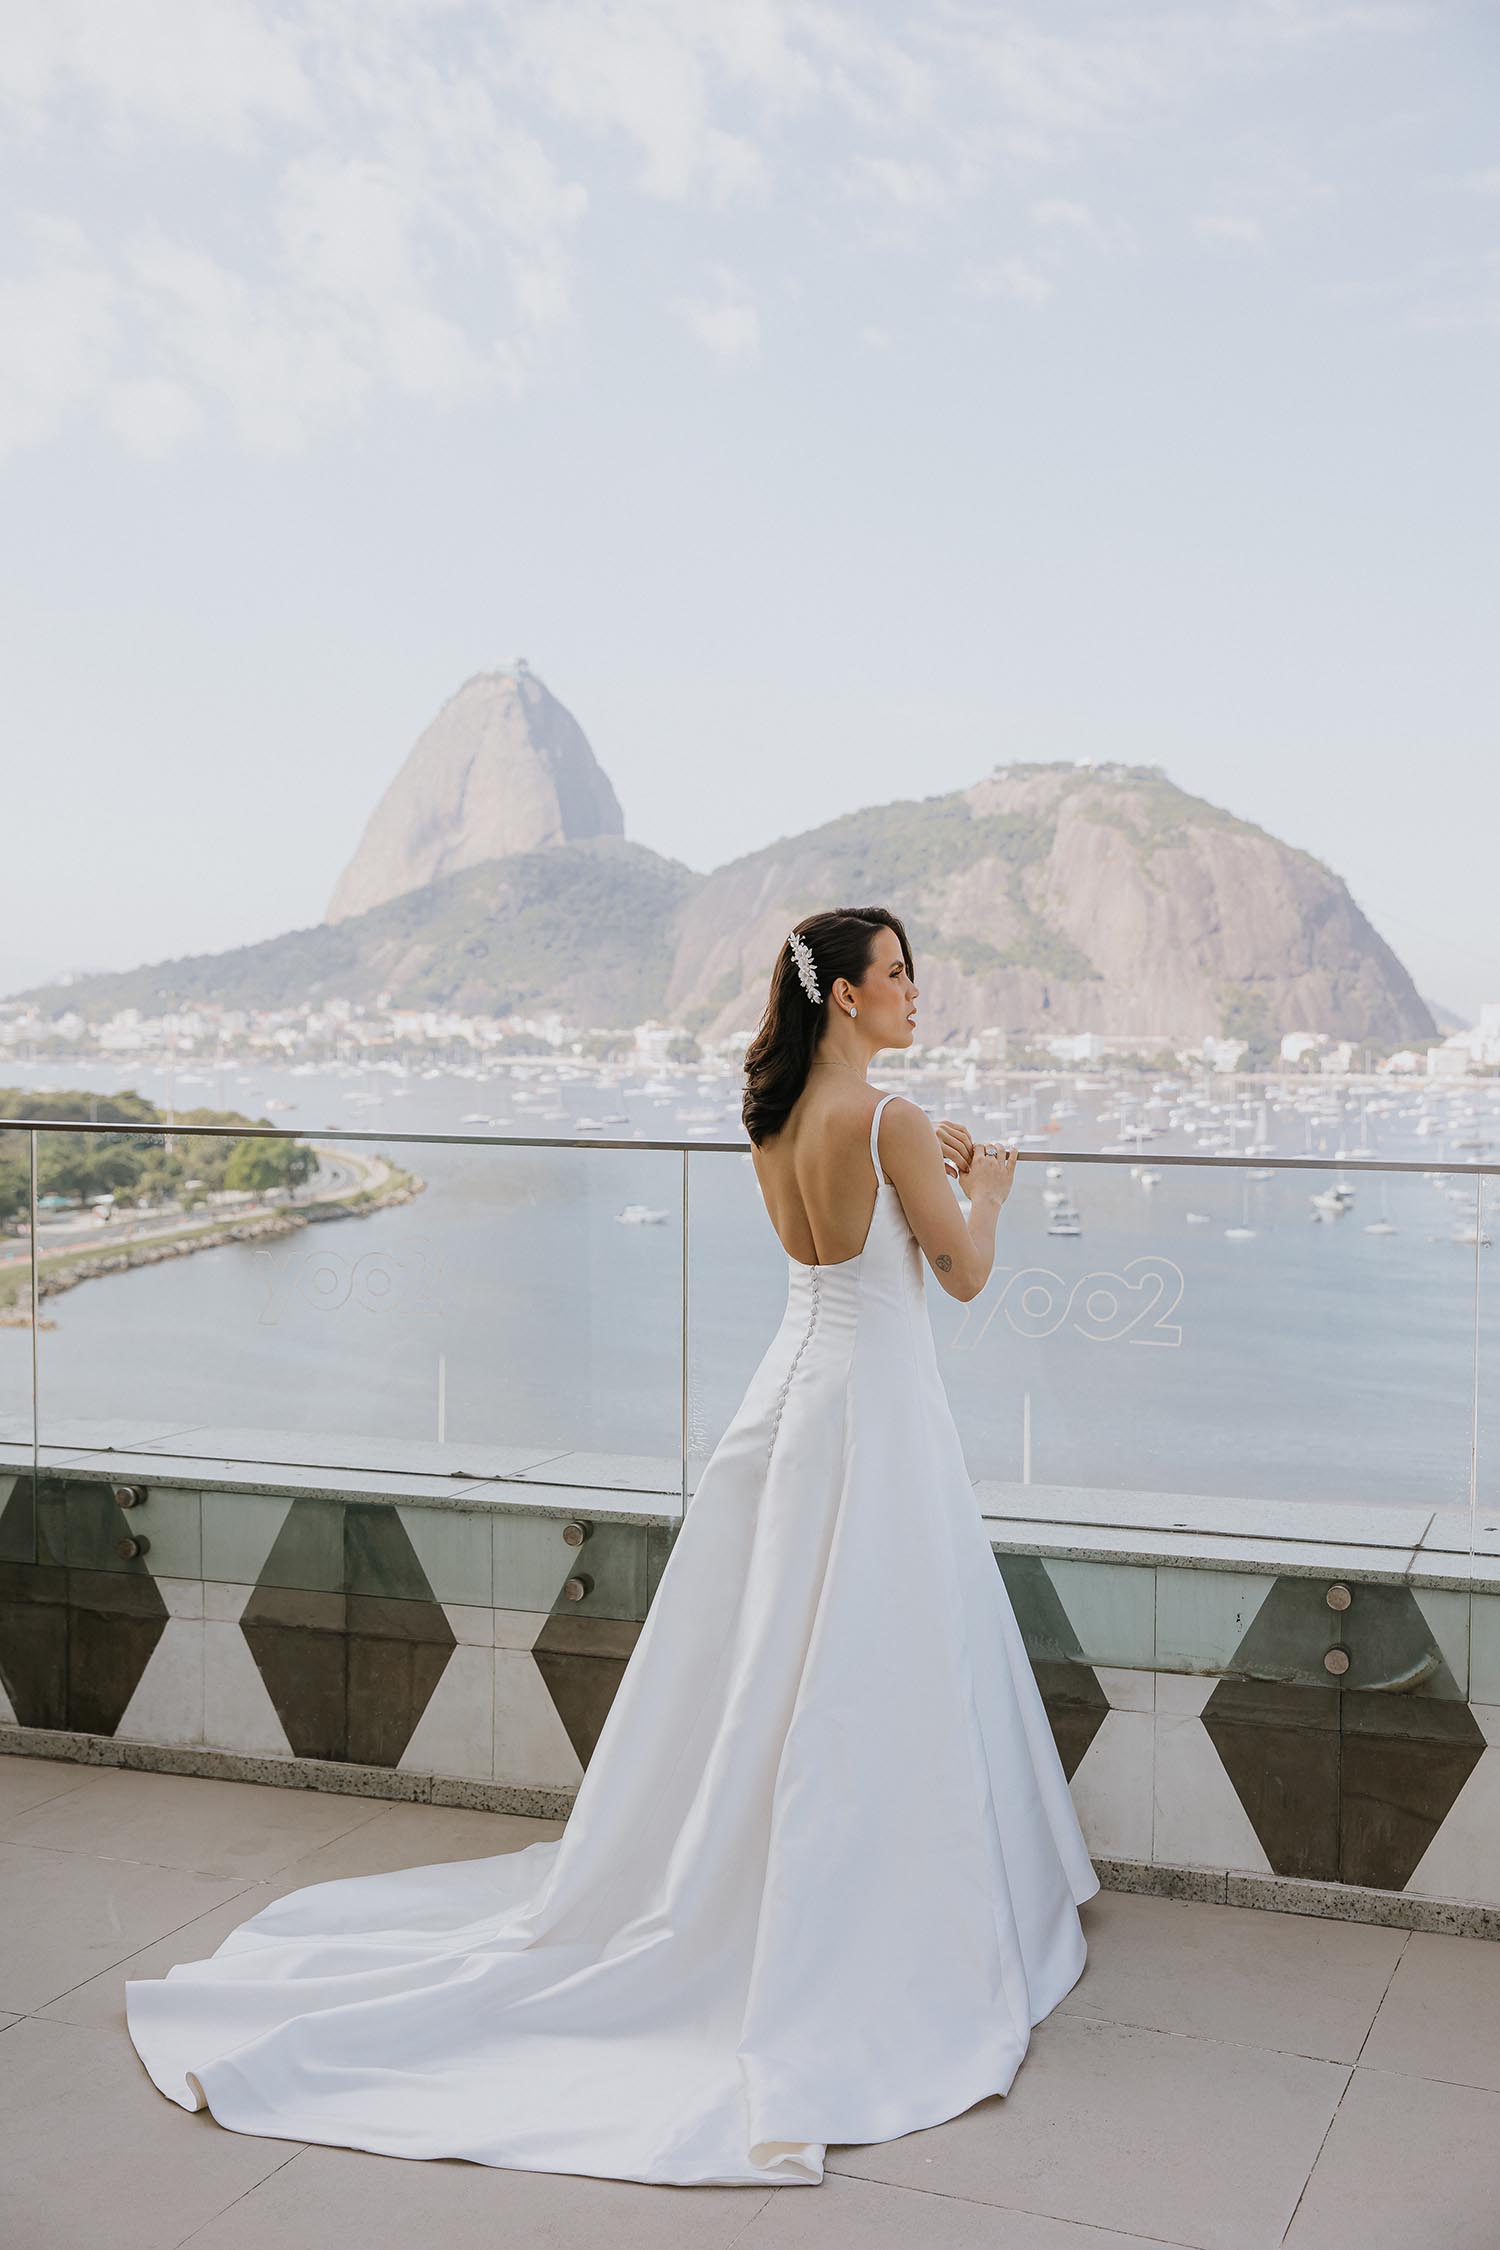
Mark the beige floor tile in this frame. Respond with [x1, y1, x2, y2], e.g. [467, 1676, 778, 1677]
[1284, 2066, 1500, 2249]
[1060, 1889, 1407, 2062]
[0, 2015, 304, 2250]
[827, 2013, 1348, 2250]
[0, 1753, 103, 1820]
[43, 1806, 564, 2029]
[47, 1880, 271, 2026]
[268, 1798, 563, 1883]
[164, 2137, 774, 2248]
[1357, 1931, 1500, 2094]
[740, 2169, 1187, 2247]
[0, 1840, 257, 2013]
[11, 1762, 1494, 2250]
[0, 1766, 390, 1879]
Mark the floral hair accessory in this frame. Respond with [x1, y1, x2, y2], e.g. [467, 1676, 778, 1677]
[787, 928, 821, 1005]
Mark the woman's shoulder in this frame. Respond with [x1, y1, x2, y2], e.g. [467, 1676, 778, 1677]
[872, 1090, 926, 1135]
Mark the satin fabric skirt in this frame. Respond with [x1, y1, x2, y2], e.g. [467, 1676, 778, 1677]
[126, 1201, 1098, 2184]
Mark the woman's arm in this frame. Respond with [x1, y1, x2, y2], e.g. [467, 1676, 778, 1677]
[879, 1097, 1017, 1301]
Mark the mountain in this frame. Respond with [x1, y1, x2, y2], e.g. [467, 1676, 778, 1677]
[665, 762, 1435, 1046]
[18, 840, 697, 1025]
[325, 664, 624, 923]
[1423, 995, 1473, 1036]
[13, 673, 1436, 1048]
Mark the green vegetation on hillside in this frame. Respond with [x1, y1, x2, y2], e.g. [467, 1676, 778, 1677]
[1214, 983, 1280, 1071]
[0, 1090, 316, 1229]
[741, 789, 1102, 984]
[388, 837, 696, 1018]
[16, 839, 702, 1025]
[1076, 765, 1325, 880]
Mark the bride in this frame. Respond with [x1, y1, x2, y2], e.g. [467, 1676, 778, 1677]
[125, 904, 1098, 2187]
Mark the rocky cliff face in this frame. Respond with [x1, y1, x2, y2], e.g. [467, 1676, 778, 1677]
[23, 699, 1433, 1050]
[325, 665, 624, 923]
[665, 763, 1434, 1047]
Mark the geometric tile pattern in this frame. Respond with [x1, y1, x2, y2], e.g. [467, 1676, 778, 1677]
[3, 1472, 1499, 1912]
[397, 1640, 494, 1783]
[0, 1475, 168, 1733]
[997, 1552, 1111, 1780]
[493, 1645, 585, 1790]
[0, 1474, 665, 1790]
[1152, 1672, 1273, 1876]
[1404, 1702, 1500, 1899]
[1202, 1579, 1486, 1888]
[239, 1500, 458, 1765]
[115, 1575, 204, 1749]
[1340, 1690, 1487, 1890]
[1214, 1576, 1468, 1699]
[532, 1611, 642, 1769]
[1202, 1678, 1342, 1880]
[1018, 1659, 1500, 1907]
[204, 1581, 295, 1757]
[995, 1560, 1496, 1900]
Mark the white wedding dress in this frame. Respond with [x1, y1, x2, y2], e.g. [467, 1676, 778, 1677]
[125, 1094, 1098, 2186]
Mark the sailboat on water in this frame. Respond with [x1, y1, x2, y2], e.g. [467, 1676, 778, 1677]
[1364, 1177, 1398, 1236]
[1225, 1173, 1257, 1240]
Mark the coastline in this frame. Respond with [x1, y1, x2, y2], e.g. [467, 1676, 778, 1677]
[0, 1146, 424, 1328]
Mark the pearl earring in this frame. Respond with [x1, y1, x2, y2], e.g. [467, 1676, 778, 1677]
[849, 1006, 857, 1018]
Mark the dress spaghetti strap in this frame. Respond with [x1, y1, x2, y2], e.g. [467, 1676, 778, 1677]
[868, 1093, 894, 1188]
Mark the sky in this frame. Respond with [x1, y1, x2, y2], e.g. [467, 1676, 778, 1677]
[3, 0, 1497, 1020]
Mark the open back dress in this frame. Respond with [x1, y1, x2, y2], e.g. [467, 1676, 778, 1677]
[125, 1091, 1099, 2185]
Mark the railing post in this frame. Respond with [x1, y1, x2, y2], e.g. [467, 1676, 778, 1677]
[1469, 1173, 1483, 1564]
[28, 1127, 39, 1487]
[680, 1146, 690, 1518]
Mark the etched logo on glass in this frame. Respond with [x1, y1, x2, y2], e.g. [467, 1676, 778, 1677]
[945, 1257, 1185, 1350]
[254, 1235, 444, 1323]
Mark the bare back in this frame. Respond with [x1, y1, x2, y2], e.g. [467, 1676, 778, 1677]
[750, 1079, 890, 1269]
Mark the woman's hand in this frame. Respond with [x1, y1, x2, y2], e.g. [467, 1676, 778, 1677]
[967, 1140, 1019, 1208]
[935, 1119, 974, 1180]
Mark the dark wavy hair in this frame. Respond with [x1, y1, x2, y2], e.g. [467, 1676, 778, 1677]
[740, 906, 913, 1145]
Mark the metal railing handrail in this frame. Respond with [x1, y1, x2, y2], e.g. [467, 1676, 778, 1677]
[3, 1114, 1497, 1176]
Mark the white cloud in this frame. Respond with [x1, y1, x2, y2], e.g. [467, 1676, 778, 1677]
[677, 270, 762, 359]
[1030, 196, 1100, 234]
[0, 12, 589, 460]
[796, 7, 936, 131]
[1191, 213, 1267, 248]
[0, 0, 1433, 464]
[0, 253, 119, 458]
[1028, 196, 1139, 257]
[103, 375, 205, 459]
[929, 3, 1423, 164]
[493, 0, 780, 202]
[0, 0, 314, 148]
[966, 256, 1055, 304]
[845, 154, 951, 209]
[1405, 248, 1500, 334]
[272, 153, 518, 407]
[126, 228, 376, 454]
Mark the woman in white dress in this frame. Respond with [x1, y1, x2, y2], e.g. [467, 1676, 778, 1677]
[125, 904, 1098, 2187]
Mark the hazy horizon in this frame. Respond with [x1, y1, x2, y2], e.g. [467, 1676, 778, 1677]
[4, 1, 1497, 1017]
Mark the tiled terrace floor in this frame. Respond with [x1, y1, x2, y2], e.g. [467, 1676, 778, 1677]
[1, 1756, 1497, 2250]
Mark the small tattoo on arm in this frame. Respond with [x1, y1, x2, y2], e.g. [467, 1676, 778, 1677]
[935, 1253, 952, 1272]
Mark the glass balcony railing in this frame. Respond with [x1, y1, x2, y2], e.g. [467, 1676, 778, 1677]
[0, 1124, 34, 1457]
[0, 1118, 1490, 1585]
